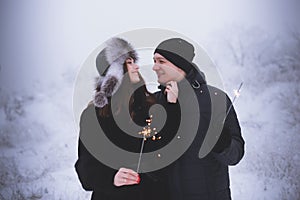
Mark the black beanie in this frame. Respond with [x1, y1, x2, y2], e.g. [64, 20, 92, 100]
[154, 38, 195, 74]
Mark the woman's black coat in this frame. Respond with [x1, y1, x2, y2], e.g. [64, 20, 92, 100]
[75, 91, 170, 200]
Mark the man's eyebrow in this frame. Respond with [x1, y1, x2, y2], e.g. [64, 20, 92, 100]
[153, 56, 166, 60]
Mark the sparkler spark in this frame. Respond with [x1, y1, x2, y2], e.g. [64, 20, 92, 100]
[233, 89, 241, 97]
[136, 115, 159, 173]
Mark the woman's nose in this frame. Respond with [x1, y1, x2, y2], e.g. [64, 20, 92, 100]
[134, 63, 139, 70]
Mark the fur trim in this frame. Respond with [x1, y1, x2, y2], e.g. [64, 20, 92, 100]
[105, 37, 138, 65]
[93, 37, 138, 108]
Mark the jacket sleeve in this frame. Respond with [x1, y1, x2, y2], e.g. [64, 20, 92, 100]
[212, 96, 245, 166]
[74, 106, 117, 194]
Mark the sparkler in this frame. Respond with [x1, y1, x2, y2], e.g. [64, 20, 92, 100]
[224, 82, 243, 122]
[136, 115, 159, 173]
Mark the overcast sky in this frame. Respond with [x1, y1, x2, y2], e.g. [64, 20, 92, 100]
[1, 0, 299, 93]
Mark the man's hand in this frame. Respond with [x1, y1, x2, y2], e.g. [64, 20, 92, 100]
[165, 81, 178, 103]
[114, 167, 140, 187]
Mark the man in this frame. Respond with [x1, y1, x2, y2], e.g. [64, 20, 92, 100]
[151, 38, 245, 200]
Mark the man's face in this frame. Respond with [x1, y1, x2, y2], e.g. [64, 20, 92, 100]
[152, 53, 186, 84]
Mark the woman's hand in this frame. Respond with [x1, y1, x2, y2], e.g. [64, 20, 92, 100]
[114, 167, 140, 187]
[165, 81, 178, 103]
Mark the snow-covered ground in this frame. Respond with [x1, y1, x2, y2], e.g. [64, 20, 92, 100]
[1, 1, 300, 200]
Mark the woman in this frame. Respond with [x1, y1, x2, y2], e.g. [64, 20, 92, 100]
[75, 38, 169, 200]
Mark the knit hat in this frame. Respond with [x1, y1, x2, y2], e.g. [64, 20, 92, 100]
[94, 37, 138, 108]
[154, 38, 195, 74]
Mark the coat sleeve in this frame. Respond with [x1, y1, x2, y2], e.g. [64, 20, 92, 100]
[74, 106, 117, 194]
[212, 95, 245, 166]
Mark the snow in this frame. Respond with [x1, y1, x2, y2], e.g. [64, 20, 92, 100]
[1, 1, 300, 200]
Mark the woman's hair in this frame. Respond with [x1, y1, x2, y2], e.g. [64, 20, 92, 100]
[96, 62, 155, 121]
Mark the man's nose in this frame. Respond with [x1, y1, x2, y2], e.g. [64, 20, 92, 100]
[152, 64, 159, 71]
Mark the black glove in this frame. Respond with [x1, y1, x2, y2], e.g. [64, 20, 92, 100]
[212, 129, 232, 153]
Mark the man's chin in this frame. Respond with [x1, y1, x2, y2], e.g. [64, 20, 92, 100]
[157, 79, 165, 85]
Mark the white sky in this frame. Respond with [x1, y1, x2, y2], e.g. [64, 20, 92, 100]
[0, 0, 299, 92]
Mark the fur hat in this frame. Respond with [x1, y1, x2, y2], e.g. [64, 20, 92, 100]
[94, 37, 138, 108]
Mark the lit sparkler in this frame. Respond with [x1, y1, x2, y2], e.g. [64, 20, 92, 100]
[136, 115, 159, 173]
[224, 82, 243, 121]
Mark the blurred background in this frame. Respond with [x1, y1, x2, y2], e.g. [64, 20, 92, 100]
[0, 0, 299, 199]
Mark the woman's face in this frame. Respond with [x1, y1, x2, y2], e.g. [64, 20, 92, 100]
[126, 58, 140, 84]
